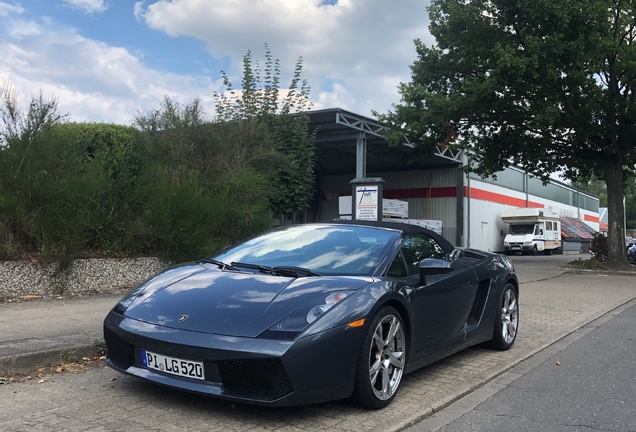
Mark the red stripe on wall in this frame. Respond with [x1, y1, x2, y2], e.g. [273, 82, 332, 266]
[463, 186, 544, 208]
[324, 186, 568, 213]
[583, 214, 600, 223]
[383, 187, 457, 199]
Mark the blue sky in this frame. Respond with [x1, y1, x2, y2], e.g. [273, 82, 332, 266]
[0, 0, 433, 124]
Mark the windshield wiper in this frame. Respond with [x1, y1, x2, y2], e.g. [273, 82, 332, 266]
[197, 258, 237, 271]
[271, 266, 319, 277]
[231, 262, 319, 277]
[231, 262, 271, 272]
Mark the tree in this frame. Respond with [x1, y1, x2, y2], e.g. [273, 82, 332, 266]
[378, 0, 636, 263]
[571, 175, 636, 230]
[571, 177, 608, 209]
[626, 180, 636, 229]
[214, 45, 315, 219]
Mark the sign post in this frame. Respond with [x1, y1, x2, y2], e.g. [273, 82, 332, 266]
[350, 178, 384, 222]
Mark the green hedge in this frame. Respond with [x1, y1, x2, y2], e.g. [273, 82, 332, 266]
[0, 121, 278, 263]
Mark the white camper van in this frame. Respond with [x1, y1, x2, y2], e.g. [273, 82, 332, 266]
[501, 208, 561, 255]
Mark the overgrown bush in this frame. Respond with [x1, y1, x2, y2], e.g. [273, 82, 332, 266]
[0, 124, 103, 260]
[133, 102, 279, 261]
[590, 232, 608, 261]
[1, 64, 315, 265]
[0, 117, 279, 263]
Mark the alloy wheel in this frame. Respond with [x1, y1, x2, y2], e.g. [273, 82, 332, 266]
[500, 288, 518, 344]
[368, 314, 405, 401]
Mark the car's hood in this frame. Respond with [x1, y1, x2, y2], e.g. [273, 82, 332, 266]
[123, 264, 373, 337]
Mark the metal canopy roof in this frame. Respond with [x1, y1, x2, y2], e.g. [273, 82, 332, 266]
[561, 217, 596, 240]
[307, 108, 461, 175]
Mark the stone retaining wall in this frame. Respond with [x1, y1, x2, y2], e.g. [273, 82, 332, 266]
[0, 258, 165, 299]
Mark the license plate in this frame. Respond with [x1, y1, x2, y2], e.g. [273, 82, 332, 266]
[141, 349, 205, 381]
[511, 246, 520, 250]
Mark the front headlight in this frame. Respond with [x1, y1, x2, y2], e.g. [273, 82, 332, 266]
[504, 241, 510, 246]
[523, 241, 532, 245]
[306, 292, 349, 324]
[259, 291, 353, 339]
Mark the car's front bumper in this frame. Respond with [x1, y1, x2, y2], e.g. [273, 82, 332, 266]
[504, 244, 533, 253]
[103, 310, 364, 407]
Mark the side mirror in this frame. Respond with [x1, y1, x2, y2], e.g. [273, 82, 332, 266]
[540, 229, 544, 235]
[419, 258, 453, 285]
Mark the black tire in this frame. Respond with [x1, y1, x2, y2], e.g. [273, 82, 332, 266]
[531, 245, 538, 256]
[488, 284, 518, 350]
[350, 306, 406, 409]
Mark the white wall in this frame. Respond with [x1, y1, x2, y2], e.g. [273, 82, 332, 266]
[465, 179, 600, 252]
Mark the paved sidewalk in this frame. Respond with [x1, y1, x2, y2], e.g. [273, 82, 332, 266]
[1, 272, 635, 432]
[0, 294, 121, 373]
[0, 258, 570, 375]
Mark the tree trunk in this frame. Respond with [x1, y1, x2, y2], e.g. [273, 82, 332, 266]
[604, 159, 627, 263]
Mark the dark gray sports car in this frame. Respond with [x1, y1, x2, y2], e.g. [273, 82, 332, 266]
[103, 221, 519, 409]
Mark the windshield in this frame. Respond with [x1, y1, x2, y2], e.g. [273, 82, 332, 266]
[508, 224, 535, 235]
[211, 224, 400, 276]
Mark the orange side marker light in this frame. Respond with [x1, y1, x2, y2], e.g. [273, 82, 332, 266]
[347, 318, 366, 328]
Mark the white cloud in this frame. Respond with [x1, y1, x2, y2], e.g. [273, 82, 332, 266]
[133, 1, 146, 21]
[137, 0, 434, 117]
[63, 0, 108, 14]
[0, 17, 223, 123]
[0, 0, 437, 124]
[0, 1, 25, 16]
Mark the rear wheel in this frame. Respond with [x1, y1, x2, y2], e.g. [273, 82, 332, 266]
[350, 306, 406, 409]
[488, 284, 518, 350]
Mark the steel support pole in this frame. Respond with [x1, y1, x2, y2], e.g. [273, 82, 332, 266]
[356, 132, 367, 179]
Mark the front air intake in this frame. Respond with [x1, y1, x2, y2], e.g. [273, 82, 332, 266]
[217, 358, 293, 400]
[103, 326, 135, 368]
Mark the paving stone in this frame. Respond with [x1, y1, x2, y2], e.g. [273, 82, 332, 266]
[1, 273, 635, 431]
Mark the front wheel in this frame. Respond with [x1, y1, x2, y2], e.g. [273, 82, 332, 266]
[488, 284, 518, 350]
[350, 306, 406, 409]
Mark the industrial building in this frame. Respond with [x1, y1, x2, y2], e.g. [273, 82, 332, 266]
[307, 108, 600, 253]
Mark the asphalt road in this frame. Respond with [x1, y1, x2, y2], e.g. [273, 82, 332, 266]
[409, 299, 636, 432]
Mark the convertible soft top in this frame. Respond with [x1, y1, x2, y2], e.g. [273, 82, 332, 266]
[322, 219, 455, 255]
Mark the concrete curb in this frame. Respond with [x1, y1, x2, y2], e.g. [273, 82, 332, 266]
[0, 331, 103, 375]
[559, 267, 636, 277]
[516, 267, 636, 286]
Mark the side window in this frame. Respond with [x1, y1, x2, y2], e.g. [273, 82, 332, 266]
[386, 251, 407, 277]
[546, 221, 553, 231]
[401, 234, 446, 276]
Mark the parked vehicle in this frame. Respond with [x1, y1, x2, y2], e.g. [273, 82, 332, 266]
[103, 221, 519, 409]
[628, 244, 636, 264]
[502, 208, 561, 255]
